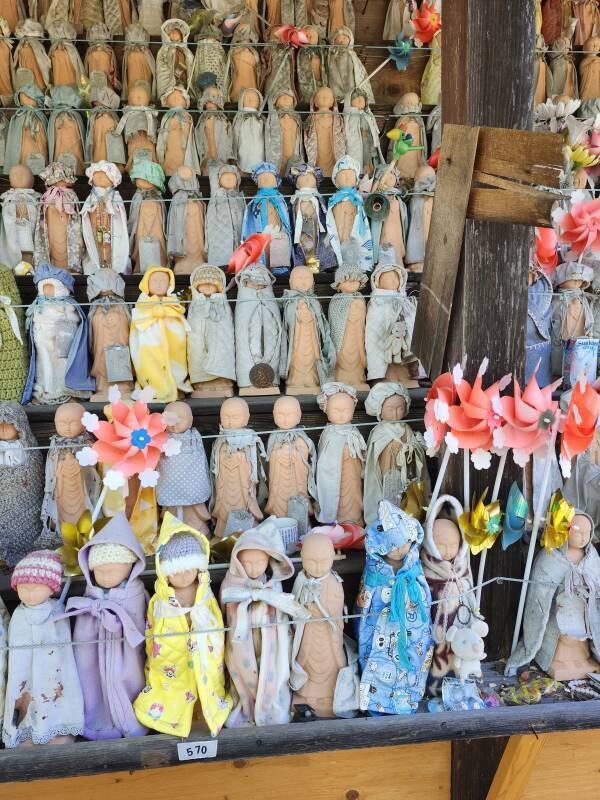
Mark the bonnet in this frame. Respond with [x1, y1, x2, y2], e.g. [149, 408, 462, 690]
[332, 155, 361, 186]
[87, 269, 126, 301]
[251, 161, 281, 186]
[331, 263, 368, 290]
[365, 382, 411, 420]
[130, 159, 166, 192]
[317, 381, 357, 411]
[39, 160, 77, 187]
[86, 160, 122, 187]
[423, 494, 470, 564]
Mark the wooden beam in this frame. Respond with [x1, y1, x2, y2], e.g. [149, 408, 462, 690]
[487, 735, 547, 800]
[451, 738, 509, 800]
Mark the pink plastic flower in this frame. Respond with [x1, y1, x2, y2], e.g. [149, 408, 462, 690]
[556, 196, 600, 256]
[560, 379, 600, 476]
[534, 227, 558, 273]
[424, 369, 457, 454]
[273, 25, 309, 47]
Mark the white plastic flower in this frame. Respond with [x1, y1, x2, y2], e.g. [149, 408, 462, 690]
[445, 432, 459, 454]
[478, 357, 489, 376]
[139, 468, 159, 488]
[492, 428, 505, 449]
[81, 411, 100, 432]
[512, 449, 530, 468]
[471, 448, 492, 471]
[76, 446, 98, 467]
[572, 189, 587, 206]
[108, 385, 122, 404]
[452, 363, 463, 384]
[103, 469, 126, 490]
[136, 386, 156, 403]
[434, 398, 449, 423]
[163, 437, 182, 457]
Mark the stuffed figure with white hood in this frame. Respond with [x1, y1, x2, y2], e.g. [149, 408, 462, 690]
[81, 161, 130, 275]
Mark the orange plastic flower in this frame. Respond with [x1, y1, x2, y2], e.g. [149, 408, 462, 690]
[560, 380, 600, 475]
[412, 2, 442, 46]
[555, 197, 600, 256]
[423, 368, 458, 454]
[227, 233, 271, 274]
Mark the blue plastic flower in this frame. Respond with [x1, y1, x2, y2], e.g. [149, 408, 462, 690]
[388, 34, 411, 71]
[131, 428, 151, 450]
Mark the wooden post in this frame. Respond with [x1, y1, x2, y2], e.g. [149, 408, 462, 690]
[441, 0, 535, 660]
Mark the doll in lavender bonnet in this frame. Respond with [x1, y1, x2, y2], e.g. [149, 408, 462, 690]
[287, 161, 336, 269]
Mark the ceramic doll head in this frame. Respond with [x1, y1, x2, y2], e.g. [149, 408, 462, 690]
[332, 156, 360, 190]
[88, 541, 137, 588]
[275, 91, 295, 111]
[34, 263, 75, 300]
[220, 397, 251, 430]
[163, 400, 193, 434]
[201, 85, 222, 110]
[273, 395, 302, 430]
[158, 529, 209, 588]
[252, 162, 280, 189]
[394, 92, 422, 116]
[423, 494, 469, 565]
[305, 25, 320, 45]
[289, 265, 314, 293]
[553, 260, 594, 291]
[331, 26, 351, 46]
[86, 159, 122, 190]
[190, 264, 226, 298]
[0, 420, 18, 440]
[569, 512, 593, 550]
[9, 164, 34, 189]
[87, 269, 126, 302]
[242, 88, 261, 110]
[128, 80, 152, 107]
[162, 87, 189, 109]
[11, 549, 63, 606]
[139, 266, 174, 298]
[218, 165, 240, 190]
[301, 532, 335, 578]
[288, 162, 322, 191]
[367, 500, 423, 568]
[130, 159, 166, 193]
[313, 86, 334, 110]
[230, 520, 295, 582]
[350, 89, 367, 110]
[317, 382, 357, 424]
[365, 382, 411, 422]
[162, 18, 190, 42]
[238, 548, 270, 579]
[371, 255, 409, 293]
[584, 36, 600, 55]
[54, 401, 86, 438]
[414, 164, 436, 184]
[331, 264, 368, 294]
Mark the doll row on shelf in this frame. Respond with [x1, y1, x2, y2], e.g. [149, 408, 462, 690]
[537, 0, 600, 49]
[535, 33, 600, 106]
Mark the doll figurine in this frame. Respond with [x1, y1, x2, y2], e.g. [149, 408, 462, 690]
[326, 155, 373, 271]
[225, 16, 261, 103]
[191, 19, 227, 98]
[235, 264, 283, 395]
[128, 159, 167, 273]
[0, 267, 28, 402]
[507, 511, 600, 680]
[22, 264, 94, 405]
[288, 161, 337, 269]
[550, 260, 594, 379]
[65, 513, 148, 740]
[48, 22, 85, 88]
[87, 270, 134, 401]
[579, 36, 600, 101]
[206, 164, 246, 266]
[421, 29, 441, 106]
[0, 164, 39, 268]
[3, 1, 24, 34]
[303, 86, 345, 178]
[296, 25, 326, 104]
[33, 161, 83, 274]
[157, 86, 200, 177]
[526, 267, 553, 386]
[130, 267, 191, 402]
[156, 19, 194, 102]
[42, 401, 102, 544]
[194, 84, 233, 175]
[115, 80, 159, 169]
[167, 166, 206, 273]
[157, 402, 211, 533]
[265, 89, 304, 176]
[357, 501, 433, 714]
[0, 402, 44, 566]
[534, 35, 553, 105]
[262, 27, 297, 100]
[282, 265, 335, 394]
[343, 89, 383, 177]
[365, 255, 419, 386]
[405, 165, 436, 272]
[45, 86, 86, 176]
[328, 264, 369, 390]
[573, 1, 600, 47]
[85, 23, 121, 92]
[221, 521, 309, 726]
[4, 75, 47, 176]
[81, 160, 130, 274]
[121, 23, 157, 102]
[209, 397, 266, 539]
[265, 395, 317, 521]
[232, 88, 265, 174]
[548, 37, 579, 99]
[368, 165, 408, 265]
[137, 0, 164, 36]
[3, 550, 84, 748]
[387, 93, 427, 181]
[13, 20, 51, 92]
[363, 382, 428, 524]
[86, 78, 126, 166]
[0, 18, 14, 107]
[290, 532, 349, 717]
[383, 0, 411, 39]
[134, 514, 232, 737]
[187, 264, 236, 398]
[316, 382, 366, 526]
[242, 162, 292, 272]
[327, 28, 373, 105]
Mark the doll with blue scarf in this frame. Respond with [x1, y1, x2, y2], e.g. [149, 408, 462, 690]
[356, 500, 433, 715]
[242, 162, 292, 274]
[326, 155, 373, 272]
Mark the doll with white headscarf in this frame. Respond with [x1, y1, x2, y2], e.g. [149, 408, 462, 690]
[155, 19, 194, 101]
[288, 161, 337, 269]
[81, 161, 130, 274]
[326, 155, 373, 271]
[232, 87, 265, 174]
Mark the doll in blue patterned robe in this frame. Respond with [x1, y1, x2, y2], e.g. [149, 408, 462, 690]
[356, 500, 433, 715]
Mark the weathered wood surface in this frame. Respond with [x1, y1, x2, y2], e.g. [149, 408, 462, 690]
[522, 729, 600, 800]
[487, 734, 547, 800]
[451, 737, 509, 800]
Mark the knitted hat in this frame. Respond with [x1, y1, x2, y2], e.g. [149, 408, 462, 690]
[88, 542, 137, 570]
[158, 533, 208, 577]
[11, 550, 62, 593]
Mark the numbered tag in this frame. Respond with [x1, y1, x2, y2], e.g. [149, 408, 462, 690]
[177, 740, 218, 761]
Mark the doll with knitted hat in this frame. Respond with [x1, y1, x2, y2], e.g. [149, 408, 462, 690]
[134, 513, 232, 737]
[81, 161, 130, 274]
[0, 270, 28, 403]
[128, 159, 167, 274]
[64, 513, 148, 740]
[3, 550, 84, 747]
[33, 161, 83, 274]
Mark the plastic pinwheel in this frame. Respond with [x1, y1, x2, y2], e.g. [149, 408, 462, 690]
[553, 191, 600, 257]
[411, 2, 442, 46]
[458, 490, 503, 556]
[540, 491, 575, 552]
[227, 233, 271, 274]
[559, 377, 600, 478]
[534, 227, 558, 273]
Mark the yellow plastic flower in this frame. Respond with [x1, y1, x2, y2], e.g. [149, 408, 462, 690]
[566, 144, 600, 170]
[56, 510, 94, 576]
[540, 490, 574, 552]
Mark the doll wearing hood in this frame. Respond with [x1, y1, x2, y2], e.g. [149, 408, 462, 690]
[166, 166, 206, 273]
[527, 267, 553, 386]
[221, 521, 310, 726]
[262, 27, 297, 100]
[4, 77, 47, 175]
[343, 89, 383, 177]
[235, 264, 284, 394]
[3, 550, 84, 748]
[81, 160, 130, 274]
[368, 165, 408, 266]
[121, 23, 157, 102]
[137, 0, 163, 36]
[363, 383, 428, 525]
[22, 265, 94, 404]
[387, 93, 427, 181]
[243, 162, 292, 271]
[206, 163, 246, 266]
[156, 19, 194, 101]
[86, 79, 126, 166]
[63, 514, 148, 740]
[225, 18, 261, 103]
[328, 264, 368, 390]
[265, 88, 304, 175]
[232, 87, 265, 174]
[365, 257, 419, 386]
[303, 86, 345, 178]
[85, 23, 122, 93]
[134, 515, 232, 737]
[0, 267, 28, 402]
[548, 38, 578, 99]
[194, 85, 233, 174]
[0, 402, 44, 566]
[327, 27, 373, 104]
[326, 155, 373, 272]
[115, 80, 159, 170]
[356, 501, 433, 715]
[34, 161, 83, 274]
[288, 161, 337, 269]
[383, 0, 411, 40]
[296, 25, 326, 104]
[0, 165, 40, 268]
[157, 86, 200, 177]
[48, 22, 85, 88]
[550, 259, 595, 379]
[191, 20, 227, 98]
[87, 269, 133, 401]
[316, 382, 366, 525]
[46, 86, 86, 176]
[187, 264, 236, 397]
[130, 267, 191, 402]
[128, 159, 167, 273]
[13, 20, 51, 92]
[405, 165, 436, 272]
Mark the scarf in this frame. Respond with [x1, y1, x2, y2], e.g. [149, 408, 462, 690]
[187, 291, 236, 383]
[281, 289, 335, 384]
[81, 186, 130, 273]
[114, 106, 158, 143]
[316, 423, 366, 523]
[264, 108, 302, 170]
[210, 427, 266, 485]
[244, 187, 291, 236]
[0, 188, 39, 267]
[326, 188, 373, 270]
[127, 189, 165, 248]
[389, 561, 429, 670]
[343, 106, 382, 174]
[234, 278, 283, 387]
[4, 108, 47, 174]
[0, 440, 25, 467]
[289, 187, 326, 243]
[194, 111, 232, 166]
[421, 551, 475, 642]
[328, 188, 366, 236]
[328, 291, 363, 355]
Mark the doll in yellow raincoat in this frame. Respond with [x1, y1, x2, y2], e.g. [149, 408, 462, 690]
[129, 267, 191, 402]
[133, 513, 232, 737]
